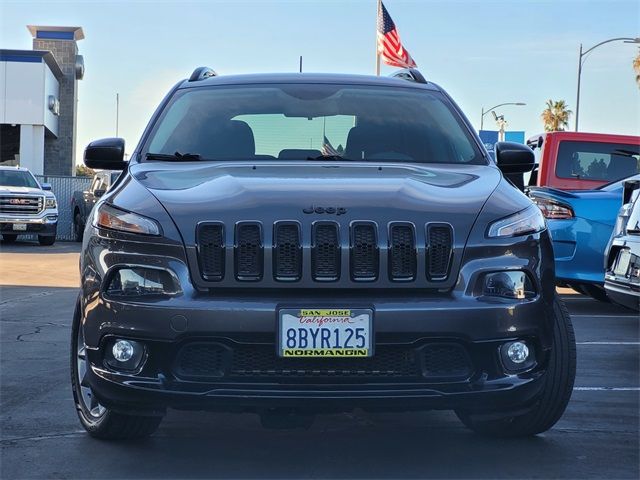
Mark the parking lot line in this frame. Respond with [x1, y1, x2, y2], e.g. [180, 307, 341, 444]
[574, 387, 640, 391]
[571, 314, 639, 318]
[576, 341, 640, 345]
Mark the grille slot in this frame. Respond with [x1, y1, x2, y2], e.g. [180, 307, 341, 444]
[173, 343, 227, 379]
[0, 195, 43, 215]
[235, 223, 263, 280]
[389, 224, 416, 280]
[197, 223, 225, 280]
[312, 222, 340, 281]
[351, 223, 378, 281]
[421, 343, 472, 379]
[274, 222, 302, 281]
[426, 224, 453, 280]
[171, 342, 473, 381]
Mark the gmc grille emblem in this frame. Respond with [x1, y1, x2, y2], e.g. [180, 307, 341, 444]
[303, 205, 347, 216]
[9, 199, 30, 205]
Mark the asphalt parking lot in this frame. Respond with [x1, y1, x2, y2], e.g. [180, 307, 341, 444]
[1, 241, 638, 479]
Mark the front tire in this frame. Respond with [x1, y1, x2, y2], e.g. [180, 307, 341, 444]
[456, 295, 576, 437]
[580, 284, 610, 303]
[38, 235, 55, 246]
[73, 212, 84, 242]
[2, 234, 18, 243]
[70, 299, 163, 440]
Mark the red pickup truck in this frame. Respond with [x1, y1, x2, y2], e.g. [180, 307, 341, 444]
[526, 132, 640, 190]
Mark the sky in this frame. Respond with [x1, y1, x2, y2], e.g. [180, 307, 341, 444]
[1, 0, 639, 164]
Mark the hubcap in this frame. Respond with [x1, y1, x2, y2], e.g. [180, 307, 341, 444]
[76, 325, 106, 418]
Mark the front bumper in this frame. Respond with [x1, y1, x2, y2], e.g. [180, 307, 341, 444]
[605, 236, 640, 310]
[0, 211, 58, 235]
[83, 293, 552, 415]
[547, 217, 612, 285]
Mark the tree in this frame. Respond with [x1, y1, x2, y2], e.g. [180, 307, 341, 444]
[541, 99, 572, 132]
[75, 164, 95, 177]
[633, 49, 640, 89]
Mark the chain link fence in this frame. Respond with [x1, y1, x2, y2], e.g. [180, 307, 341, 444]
[35, 174, 92, 241]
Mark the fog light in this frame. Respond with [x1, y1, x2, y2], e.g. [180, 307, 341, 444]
[105, 338, 145, 371]
[500, 340, 536, 372]
[507, 341, 529, 364]
[112, 339, 134, 362]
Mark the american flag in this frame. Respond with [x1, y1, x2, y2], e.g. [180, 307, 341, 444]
[321, 135, 341, 156]
[377, 1, 417, 69]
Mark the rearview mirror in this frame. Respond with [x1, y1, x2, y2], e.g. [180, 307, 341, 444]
[41, 183, 52, 191]
[84, 138, 127, 170]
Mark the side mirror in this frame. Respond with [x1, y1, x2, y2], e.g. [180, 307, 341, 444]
[41, 183, 52, 191]
[84, 138, 126, 170]
[94, 189, 106, 198]
[495, 142, 535, 174]
[495, 142, 535, 192]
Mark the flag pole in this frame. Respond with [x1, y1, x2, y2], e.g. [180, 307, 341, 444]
[375, 0, 381, 75]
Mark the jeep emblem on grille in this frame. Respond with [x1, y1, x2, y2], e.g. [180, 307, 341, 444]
[303, 205, 347, 216]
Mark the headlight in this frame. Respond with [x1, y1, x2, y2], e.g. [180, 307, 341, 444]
[94, 203, 160, 235]
[487, 205, 546, 238]
[45, 198, 57, 209]
[105, 267, 181, 297]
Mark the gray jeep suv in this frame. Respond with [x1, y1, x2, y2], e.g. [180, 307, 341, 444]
[72, 68, 576, 439]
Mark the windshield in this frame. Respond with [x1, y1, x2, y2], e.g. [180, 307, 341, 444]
[145, 84, 484, 164]
[0, 170, 40, 188]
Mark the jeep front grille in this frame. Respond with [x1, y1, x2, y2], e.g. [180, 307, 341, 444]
[0, 195, 44, 215]
[235, 223, 263, 280]
[427, 224, 453, 280]
[351, 222, 378, 281]
[312, 222, 341, 281]
[197, 223, 225, 280]
[389, 224, 416, 281]
[273, 222, 301, 281]
[195, 221, 454, 285]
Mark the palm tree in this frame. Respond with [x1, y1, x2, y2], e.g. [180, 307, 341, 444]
[633, 49, 640, 88]
[541, 99, 572, 132]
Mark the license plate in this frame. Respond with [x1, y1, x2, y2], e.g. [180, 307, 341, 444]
[12, 224, 27, 231]
[278, 308, 373, 357]
[613, 250, 631, 277]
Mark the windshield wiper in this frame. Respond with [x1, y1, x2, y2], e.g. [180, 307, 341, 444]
[145, 152, 202, 161]
[306, 155, 349, 161]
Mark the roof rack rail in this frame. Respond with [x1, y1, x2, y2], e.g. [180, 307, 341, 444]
[188, 67, 217, 82]
[390, 68, 427, 84]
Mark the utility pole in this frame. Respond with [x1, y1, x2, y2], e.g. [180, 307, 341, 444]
[574, 37, 640, 131]
[115, 93, 119, 137]
[299, 56, 302, 73]
[375, 0, 381, 75]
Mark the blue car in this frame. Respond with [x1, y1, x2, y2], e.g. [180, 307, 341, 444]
[528, 174, 640, 301]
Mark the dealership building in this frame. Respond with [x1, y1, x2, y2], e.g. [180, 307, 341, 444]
[0, 25, 85, 175]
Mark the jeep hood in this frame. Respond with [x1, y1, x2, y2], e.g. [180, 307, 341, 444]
[130, 162, 501, 246]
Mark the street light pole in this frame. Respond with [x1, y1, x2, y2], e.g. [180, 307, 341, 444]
[574, 36, 640, 131]
[480, 102, 526, 130]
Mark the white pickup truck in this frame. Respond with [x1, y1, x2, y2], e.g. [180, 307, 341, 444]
[0, 166, 58, 245]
